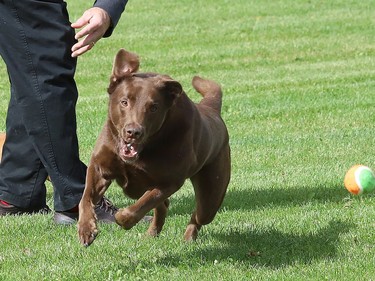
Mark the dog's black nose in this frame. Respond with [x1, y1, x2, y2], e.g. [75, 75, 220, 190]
[126, 126, 143, 139]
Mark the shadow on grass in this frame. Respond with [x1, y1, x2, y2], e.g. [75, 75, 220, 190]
[169, 183, 348, 216]
[211, 219, 353, 268]
[154, 219, 353, 269]
[223, 183, 348, 211]
[157, 184, 353, 268]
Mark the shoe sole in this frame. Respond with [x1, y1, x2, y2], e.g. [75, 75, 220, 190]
[54, 212, 79, 225]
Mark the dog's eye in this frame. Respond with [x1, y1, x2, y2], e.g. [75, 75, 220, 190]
[150, 104, 158, 112]
[120, 99, 128, 107]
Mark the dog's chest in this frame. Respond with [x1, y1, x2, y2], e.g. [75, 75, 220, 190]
[119, 156, 187, 197]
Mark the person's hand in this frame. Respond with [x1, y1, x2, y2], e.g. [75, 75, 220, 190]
[71, 7, 111, 57]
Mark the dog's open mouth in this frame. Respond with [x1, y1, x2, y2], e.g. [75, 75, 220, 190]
[119, 139, 142, 161]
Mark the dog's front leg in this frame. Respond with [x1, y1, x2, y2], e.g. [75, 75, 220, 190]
[115, 187, 174, 235]
[78, 163, 111, 246]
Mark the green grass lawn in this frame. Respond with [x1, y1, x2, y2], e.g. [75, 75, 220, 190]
[0, 0, 374, 280]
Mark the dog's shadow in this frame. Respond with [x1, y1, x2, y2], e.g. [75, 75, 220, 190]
[155, 219, 352, 269]
[159, 184, 354, 268]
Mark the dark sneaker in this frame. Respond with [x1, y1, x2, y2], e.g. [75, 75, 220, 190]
[53, 197, 118, 225]
[53, 210, 79, 225]
[0, 200, 50, 216]
[94, 196, 119, 223]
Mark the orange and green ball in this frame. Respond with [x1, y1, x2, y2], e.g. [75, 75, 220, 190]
[344, 165, 375, 195]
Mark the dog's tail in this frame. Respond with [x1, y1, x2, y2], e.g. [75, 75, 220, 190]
[192, 76, 222, 114]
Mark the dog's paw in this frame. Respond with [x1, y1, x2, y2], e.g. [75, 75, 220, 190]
[77, 220, 98, 247]
[147, 226, 159, 237]
[115, 208, 138, 229]
[183, 224, 199, 241]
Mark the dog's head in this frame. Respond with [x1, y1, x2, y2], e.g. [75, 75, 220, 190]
[107, 49, 183, 162]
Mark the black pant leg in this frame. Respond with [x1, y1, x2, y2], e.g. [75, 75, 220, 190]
[0, 87, 48, 209]
[0, 0, 86, 211]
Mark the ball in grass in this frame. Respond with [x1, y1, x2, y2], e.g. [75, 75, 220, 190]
[344, 165, 375, 195]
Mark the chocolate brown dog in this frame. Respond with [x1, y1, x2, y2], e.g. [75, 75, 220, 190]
[78, 49, 231, 246]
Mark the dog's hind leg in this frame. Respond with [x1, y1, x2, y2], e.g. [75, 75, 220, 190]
[147, 198, 170, 237]
[184, 146, 231, 241]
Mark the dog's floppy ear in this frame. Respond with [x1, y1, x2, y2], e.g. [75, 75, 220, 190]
[111, 49, 140, 81]
[158, 77, 183, 104]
